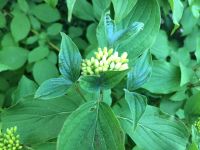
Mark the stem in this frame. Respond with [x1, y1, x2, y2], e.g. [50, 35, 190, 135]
[99, 89, 103, 102]
[75, 85, 87, 103]
[30, 29, 60, 52]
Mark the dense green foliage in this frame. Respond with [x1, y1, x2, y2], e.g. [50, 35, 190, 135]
[0, 0, 200, 149]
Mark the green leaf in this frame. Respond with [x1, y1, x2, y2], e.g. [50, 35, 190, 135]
[57, 101, 125, 150]
[97, 0, 160, 61]
[143, 60, 181, 94]
[132, 106, 189, 150]
[28, 46, 49, 63]
[68, 26, 83, 38]
[179, 62, 194, 86]
[47, 23, 62, 36]
[35, 77, 72, 100]
[10, 13, 30, 41]
[127, 50, 152, 91]
[44, 0, 58, 7]
[59, 33, 82, 82]
[112, 0, 137, 21]
[66, 0, 76, 22]
[73, 0, 95, 21]
[33, 59, 59, 85]
[114, 102, 189, 150]
[0, 47, 28, 70]
[17, 0, 29, 13]
[116, 0, 160, 60]
[1, 95, 82, 145]
[79, 70, 129, 92]
[150, 30, 171, 59]
[124, 90, 147, 129]
[184, 92, 200, 117]
[12, 76, 38, 104]
[168, 0, 184, 33]
[32, 3, 60, 23]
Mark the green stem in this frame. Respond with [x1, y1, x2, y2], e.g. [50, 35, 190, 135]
[75, 85, 87, 103]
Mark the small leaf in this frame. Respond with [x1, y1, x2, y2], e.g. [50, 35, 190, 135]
[35, 77, 72, 100]
[33, 59, 59, 85]
[17, 0, 29, 13]
[59, 32, 82, 82]
[32, 3, 60, 23]
[57, 101, 125, 150]
[0, 47, 28, 70]
[44, 0, 58, 7]
[28, 46, 49, 63]
[10, 13, 30, 41]
[127, 50, 152, 91]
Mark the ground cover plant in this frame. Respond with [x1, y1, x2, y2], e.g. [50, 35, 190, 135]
[0, 0, 200, 149]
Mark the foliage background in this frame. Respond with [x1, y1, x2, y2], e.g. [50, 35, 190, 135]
[0, 0, 200, 149]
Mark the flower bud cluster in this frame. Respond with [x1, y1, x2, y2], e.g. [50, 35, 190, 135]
[81, 47, 129, 75]
[0, 126, 22, 150]
[194, 117, 200, 132]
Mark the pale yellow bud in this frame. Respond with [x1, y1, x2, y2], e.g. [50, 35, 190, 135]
[110, 62, 115, 69]
[94, 60, 99, 67]
[103, 47, 108, 54]
[120, 64, 128, 70]
[121, 52, 128, 59]
[115, 62, 122, 70]
[90, 57, 95, 63]
[108, 48, 114, 56]
[86, 60, 91, 66]
[99, 61, 104, 67]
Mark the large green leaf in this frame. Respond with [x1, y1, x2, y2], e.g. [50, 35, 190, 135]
[59, 33, 82, 82]
[114, 102, 189, 150]
[35, 77, 73, 99]
[10, 13, 30, 41]
[143, 60, 181, 94]
[57, 101, 125, 150]
[127, 50, 152, 91]
[0, 46, 28, 70]
[133, 106, 189, 150]
[111, 0, 137, 21]
[1, 95, 83, 144]
[79, 70, 128, 92]
[116, 0, 160, 60]
[124, 90, 147, 129]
